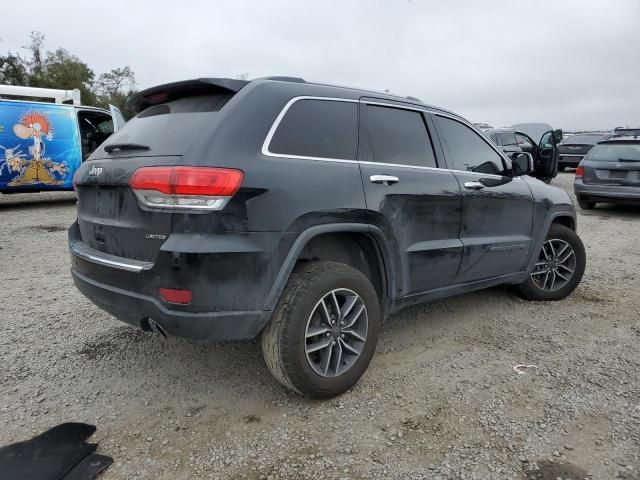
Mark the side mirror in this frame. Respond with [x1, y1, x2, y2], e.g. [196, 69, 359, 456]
[512, 152, 534, 176]
[553, 129, 563, 143]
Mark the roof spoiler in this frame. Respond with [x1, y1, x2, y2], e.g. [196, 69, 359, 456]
[128, 78, 249, 113]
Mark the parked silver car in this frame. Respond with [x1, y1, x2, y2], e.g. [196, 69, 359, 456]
[574, 136, 640, 209]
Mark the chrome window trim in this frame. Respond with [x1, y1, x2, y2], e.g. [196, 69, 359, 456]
[360, 160, 521, 181]
[261, 96, 359, 162]
[261, 96, 518, 180]
[359, 160, 441, 172]
[361, 100, 513, 167]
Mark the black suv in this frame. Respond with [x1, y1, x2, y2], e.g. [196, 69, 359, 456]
[69, 77, 586, 398]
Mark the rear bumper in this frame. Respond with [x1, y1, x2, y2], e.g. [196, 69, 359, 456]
[574, 180, 640, 204]
[559, 155, 583, 167]
[68, 222, 290, 341]
[72, 269, 266, 340]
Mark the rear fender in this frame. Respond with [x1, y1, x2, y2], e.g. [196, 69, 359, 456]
[263, 223, 394, 314]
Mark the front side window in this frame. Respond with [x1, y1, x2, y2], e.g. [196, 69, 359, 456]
[365, 105, 437, 167]
[268, 99, 357, 160]
[515, 133, 534, 151]
[434, 115, 505, 175]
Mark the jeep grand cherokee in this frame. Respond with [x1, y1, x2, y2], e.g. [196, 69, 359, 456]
[69, 76, 586, 398]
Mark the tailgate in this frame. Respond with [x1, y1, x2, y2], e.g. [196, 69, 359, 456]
[75, 156, 179, 262]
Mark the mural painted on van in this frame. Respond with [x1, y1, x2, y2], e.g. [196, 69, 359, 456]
[0, 101, 81, 189]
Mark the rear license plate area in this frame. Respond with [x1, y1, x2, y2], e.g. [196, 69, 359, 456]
[93, 188, 120, 217]
[609, 170, 628, 180]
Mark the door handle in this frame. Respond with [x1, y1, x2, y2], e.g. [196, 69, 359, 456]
[370, 175, 399, 185]
[464, 181, 485, 190]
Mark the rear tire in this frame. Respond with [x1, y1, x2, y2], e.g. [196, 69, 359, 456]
[577, 197, 596, 210]
[516, 224, 586, 301]
[261, 261, 381, 399]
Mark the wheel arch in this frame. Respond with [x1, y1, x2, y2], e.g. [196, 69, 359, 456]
[263, 223, 395, 317]
[525, 210, 577, 272]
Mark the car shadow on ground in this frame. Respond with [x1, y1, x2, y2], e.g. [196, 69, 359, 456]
[579, 203, 640, 219]
[73, 287, 514, 405]
[0, 192, 76, 210]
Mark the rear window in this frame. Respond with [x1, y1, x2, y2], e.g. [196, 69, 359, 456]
[497, 132, 518, 146]
[137, 94, 232, 117]
[97, 94, 232, 157]
[586, 143, 640, 162]
[268, 99, 357, 160]
[564, 134, 607, 145]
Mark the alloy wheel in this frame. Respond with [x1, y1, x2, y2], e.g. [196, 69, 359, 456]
[530, 238, 576, 292]
[304, 288, 368, 378]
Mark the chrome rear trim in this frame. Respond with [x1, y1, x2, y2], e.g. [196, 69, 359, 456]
[69, 241, 153, 273]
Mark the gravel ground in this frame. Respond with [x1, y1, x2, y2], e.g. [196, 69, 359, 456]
[1, 174, 639, 480]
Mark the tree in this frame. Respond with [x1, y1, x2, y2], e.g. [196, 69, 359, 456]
[37, 48, 97, 105]
[0, 53, 29, 85]
[1, 32, 136, 117]
[95, 67, 137, 118]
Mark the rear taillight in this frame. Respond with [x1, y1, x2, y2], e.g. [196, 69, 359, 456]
[129, 166, 243, 210]
[575, 165, 584, 178]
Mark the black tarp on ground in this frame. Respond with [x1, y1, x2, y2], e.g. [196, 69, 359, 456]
[0, 423, 112, 480]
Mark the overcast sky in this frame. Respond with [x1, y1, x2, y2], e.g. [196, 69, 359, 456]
[1, 0, 638, 130]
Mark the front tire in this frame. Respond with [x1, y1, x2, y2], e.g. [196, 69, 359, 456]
[261, 261, 381, 399]
[516, 224, 586, 301]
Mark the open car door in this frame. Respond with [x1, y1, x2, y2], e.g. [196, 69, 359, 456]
[109, 104, 126, 132]
[511, 123, 562, 182]
[536, 129, 559, 180]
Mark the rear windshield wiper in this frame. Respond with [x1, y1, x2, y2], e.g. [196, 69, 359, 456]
[617, 158, 640, 162]
[104, 143, 150, 153]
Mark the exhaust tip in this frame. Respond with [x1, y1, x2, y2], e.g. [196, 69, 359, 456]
[145, 318, 167, 338]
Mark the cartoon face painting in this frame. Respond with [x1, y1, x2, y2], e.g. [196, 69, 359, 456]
[0, 109, 69, 186]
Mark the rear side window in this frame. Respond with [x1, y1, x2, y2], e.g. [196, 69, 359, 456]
[365, 105, 437, 167]
[498, 132, 518, 146]
[434, 115, 505, 175]
[268, 99, 357, 160]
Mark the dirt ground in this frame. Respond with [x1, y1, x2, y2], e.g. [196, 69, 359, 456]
[1, 173, 639, 480]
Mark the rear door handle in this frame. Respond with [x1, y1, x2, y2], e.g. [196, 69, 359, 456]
[464, 181, 485, 190]
[370, 175, 399, 185]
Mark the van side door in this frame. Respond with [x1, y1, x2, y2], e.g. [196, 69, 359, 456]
[358, 100, 463, 296]
[109, 105, 127, 132]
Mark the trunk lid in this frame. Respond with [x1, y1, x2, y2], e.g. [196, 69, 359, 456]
[74, 79, 248, 263]
[75, 156, 179, 262]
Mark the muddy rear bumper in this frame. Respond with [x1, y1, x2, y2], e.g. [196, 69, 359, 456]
[71, 268, 266, 341]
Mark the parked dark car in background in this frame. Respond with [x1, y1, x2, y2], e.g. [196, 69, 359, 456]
[611, 127, 640, 137]
[484, 125, 561, 182]
[484, 128, 522, 156]
[574, 136, 640, 209]
[558, 133, 610, 171]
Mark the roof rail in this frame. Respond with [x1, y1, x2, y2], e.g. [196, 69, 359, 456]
[0, 85, 82, 105]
